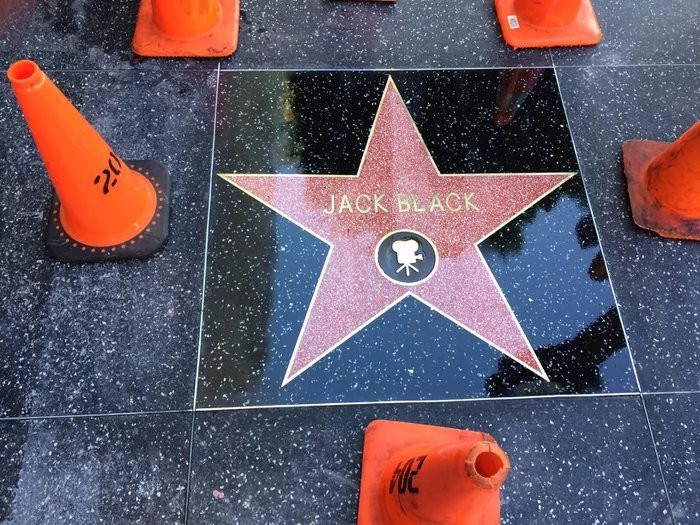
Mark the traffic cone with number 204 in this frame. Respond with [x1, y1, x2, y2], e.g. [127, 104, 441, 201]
[7, 59, 171, 262]
[357, 420, 510, 525]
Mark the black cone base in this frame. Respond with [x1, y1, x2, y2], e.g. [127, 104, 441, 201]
[46, 160, 171, 263]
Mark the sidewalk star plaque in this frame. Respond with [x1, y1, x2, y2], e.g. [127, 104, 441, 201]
[220, 77, 574, 385]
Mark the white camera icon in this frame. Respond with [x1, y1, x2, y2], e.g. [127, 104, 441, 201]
[392, 239, 423, 276]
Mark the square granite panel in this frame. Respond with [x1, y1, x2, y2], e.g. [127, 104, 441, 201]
[557, 66, 700, 392]
[551, 0, 700, 67]
[225, 0, 551, 69]
[188, 396, 672, 524]
[646, 393, 700, 525]
[0, 0, 219, 70]
[0, 412, 190, 524]
[197, 69, 636, 409]
[0, 70, 215, 417]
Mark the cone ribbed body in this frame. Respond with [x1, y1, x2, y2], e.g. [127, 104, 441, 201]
[378, 441, 508, 524]
[513, 0, 581, 27]
[647, 121, 700, 217]
[152, 0, 222, 38]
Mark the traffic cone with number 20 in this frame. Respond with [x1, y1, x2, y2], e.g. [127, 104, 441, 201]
[7, 59, 171, 262]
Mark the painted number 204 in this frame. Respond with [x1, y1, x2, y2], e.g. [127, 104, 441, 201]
[388, 455, 427, 495]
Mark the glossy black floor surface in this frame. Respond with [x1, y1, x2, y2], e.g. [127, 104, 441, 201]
[200, 68, 634, 408]
[0, 1, 698, 524]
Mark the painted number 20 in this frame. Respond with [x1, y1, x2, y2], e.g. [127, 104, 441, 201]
[93, 151, 122, 195]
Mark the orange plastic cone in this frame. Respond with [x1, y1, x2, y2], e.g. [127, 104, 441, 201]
[494, 0, 602, 49]
[132, 0, 240, 57]
[357, 420, 510, 525]
[623, 121, 700, 241]
[7, 59, 171, 262]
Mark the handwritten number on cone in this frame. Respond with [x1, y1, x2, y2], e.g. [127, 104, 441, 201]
[94, 151, 123, 195]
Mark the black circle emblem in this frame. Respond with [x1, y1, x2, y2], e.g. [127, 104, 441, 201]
[375, 230, 438, 286]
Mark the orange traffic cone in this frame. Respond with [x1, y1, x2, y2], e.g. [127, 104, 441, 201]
[7, 59, 171, 262]
[623, 121, 700, 241]
[357, 420, 510, 525]
[132, 0, 240, 58]
[494, 0, 602, 49]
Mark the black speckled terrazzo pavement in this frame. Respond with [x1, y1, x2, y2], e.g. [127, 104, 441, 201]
[0, 1, 698, 524]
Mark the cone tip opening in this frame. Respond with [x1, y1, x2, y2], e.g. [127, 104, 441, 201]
[7, 60, 43, 89]
[466, 441, 510, 488]
[474, 450, 505, 478]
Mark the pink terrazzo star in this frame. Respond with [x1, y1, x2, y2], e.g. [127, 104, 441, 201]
[220, 77, 573, 385]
